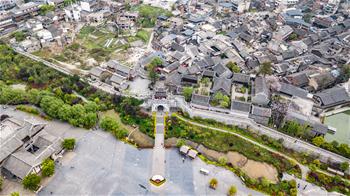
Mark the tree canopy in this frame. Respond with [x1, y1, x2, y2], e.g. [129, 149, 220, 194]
[259, 62, 273, 75]
[226, 62, 240, 73]
[41, 159, 55, 177]
[22, 174, 41, 191]
[183, 87, 193, 102]
[228, 185, 237, 196]
[62, 138, 76, 150]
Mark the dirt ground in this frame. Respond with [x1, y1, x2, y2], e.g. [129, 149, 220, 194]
[226, 152, 278, 183]
[241, 160, 278, 183]
[196, 144, 278, 183]
[165, 137, 178, 148]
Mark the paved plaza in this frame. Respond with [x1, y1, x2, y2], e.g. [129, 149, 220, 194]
[0, 107, 263, 195]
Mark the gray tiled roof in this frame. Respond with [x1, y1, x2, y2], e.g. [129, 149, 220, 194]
[255, 77, 269, 96]
[2, 130, 62, 179]
[278, 82, 308, 98]
[110, 74, 125, 85]
[89, 67, 105, 77]
[250, 105, 271, 117]
[232, 73, 250, 84]
[315, 87, 350, 106]
[212, 77, 231, 95]
[171, 42, 185, 52]
[213, 63, 228, 76]
[231, 100, 251, 112]
[191, 94, 210, 106]
[165, 72, 182, 86]
[0, 119, 45, 163]
[165, 62, 180, 72]
[187, 64, 201, 75]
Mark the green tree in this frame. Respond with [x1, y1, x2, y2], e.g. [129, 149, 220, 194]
[58, 104, 72, 121]
[150, 57, 163, 66]
[183, 87, 194, 102]
[312, 159, 321, 168]
[340, 162, 349, 171]
[259, 62, 272, 75]
[212, 92, 230, 108]
[114, 128, 128, 139]
[201, 77, 210, 87]
[41, 159, 55, 177]
[226, 61, 240, 73]
[10, 192, 20, 196]
[289, 179, 296, 188]
[62, 138, 76, 150]
[0, 175, 3, 191]
[288, 33, 298, 41]
[63, 0, 76, 6]
[176, 139, 185, 147]
[39, 5, 55, 15]
[290, 188, 298, 196]
[147, 58, 162, 84]
[218, 156, 227, 165]
[82, 112, 98, 128]
[100, 116, 119, 132]
[260, 177, 270, 188]
[228, 185, 237, 196]
[312, 136, 325, 147]
[22, 174, 41, 191]
[209, 178, 218, 189]
[11, 31, 26, 42]
[341, 64, 350, 80]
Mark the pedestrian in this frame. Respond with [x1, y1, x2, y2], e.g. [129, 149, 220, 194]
[182, 157, 185, 163]
[297, 183, 300, 188]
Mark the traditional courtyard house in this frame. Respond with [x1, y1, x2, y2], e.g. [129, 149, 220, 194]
[249, 105, 272, 126]
[252, 77, 270, 106]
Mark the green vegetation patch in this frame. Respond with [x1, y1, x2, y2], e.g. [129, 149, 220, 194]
[307, 171, 349, 195]
[136, 5, 172, 28]
[62, 138, 76, 150]
[16, 105, 40, 115]
[136, 30, 151, 43]
[167, 115, 297, 175]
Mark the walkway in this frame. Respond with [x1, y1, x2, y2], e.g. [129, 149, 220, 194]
[150, 112, 166, 190]
[322, 107, 350, 117]
[174, 114, 350, 183]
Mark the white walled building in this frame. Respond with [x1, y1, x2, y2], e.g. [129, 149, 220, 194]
[64, 5, 81, 21]
[278, 0, 299, 6]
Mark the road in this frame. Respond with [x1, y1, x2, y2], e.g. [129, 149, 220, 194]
[174, 114, 350, 184]
[150, 112, 166, 192]
[174, 96, 350, 166]
[14, 48, 73, 76]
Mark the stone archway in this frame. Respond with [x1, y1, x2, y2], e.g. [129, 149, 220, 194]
[152, 103, 169, 112]
[157, 105, 164, 112]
